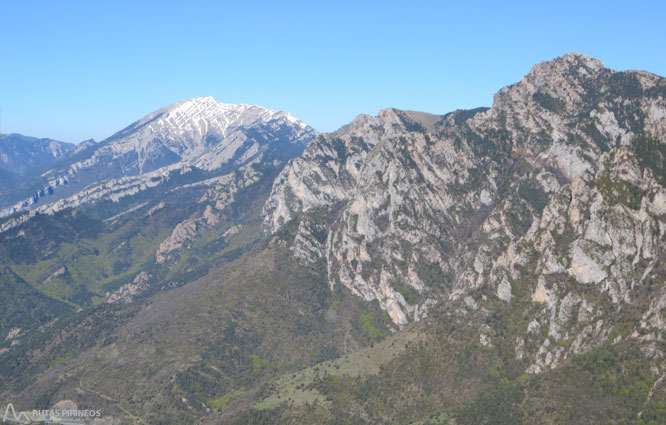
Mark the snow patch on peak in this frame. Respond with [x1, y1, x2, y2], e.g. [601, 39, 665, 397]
[94, 96, 315, 168]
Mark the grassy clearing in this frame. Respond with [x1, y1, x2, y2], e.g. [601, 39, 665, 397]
[255, 328, 422, 410]
[208, 390, 246, 411]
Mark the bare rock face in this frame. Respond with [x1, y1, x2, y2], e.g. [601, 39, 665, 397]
[482, 146, 666, 373]
[263, 53, 666, 328]
[263, 108, 410, 233]
[106, 272, 152, 303]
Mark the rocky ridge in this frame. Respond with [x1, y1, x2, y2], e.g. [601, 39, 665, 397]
[264, 53, 666, 329]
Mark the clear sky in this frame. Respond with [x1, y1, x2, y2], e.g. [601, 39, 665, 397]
[1, 0, 665, 143]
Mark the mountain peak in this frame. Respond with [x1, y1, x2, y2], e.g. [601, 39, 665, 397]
[490, 53, 611, 116]
[104, 96, 315, 168]
[168, 95, 222, 111]
[333, 108, 407, 140]
[528, 52, 606, 80]
[554, 51, 604, 67]
[136, 96, 310, 133]
[194, 95, 216, 103]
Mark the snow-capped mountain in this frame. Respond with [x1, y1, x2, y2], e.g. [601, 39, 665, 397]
[72, 96, 315, 174]
[0, 97, 316, 217]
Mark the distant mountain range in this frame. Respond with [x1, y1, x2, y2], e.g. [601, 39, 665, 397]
[0, 133, 74, 174]
[0, 134, 76, 198]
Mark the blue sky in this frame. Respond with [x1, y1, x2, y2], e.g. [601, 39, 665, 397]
[1, 1, 665, 143]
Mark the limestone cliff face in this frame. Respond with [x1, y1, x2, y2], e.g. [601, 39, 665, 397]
[262, 108, 413, 233]
[473, 146, 666, 373]
[263, 53, 666, 327]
